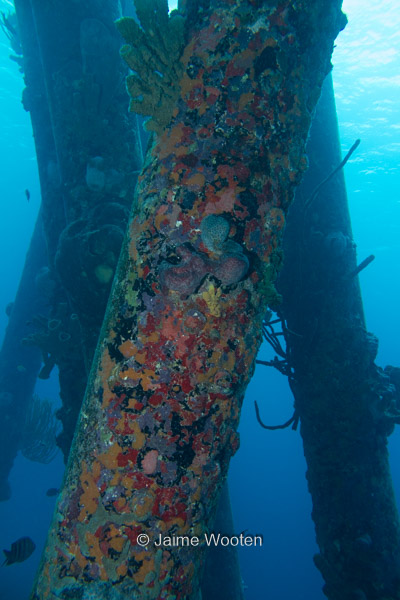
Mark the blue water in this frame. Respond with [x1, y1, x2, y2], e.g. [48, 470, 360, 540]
[0, 0, 399, 598]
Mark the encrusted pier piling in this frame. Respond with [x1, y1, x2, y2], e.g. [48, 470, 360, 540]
[31, 1, 345, 598]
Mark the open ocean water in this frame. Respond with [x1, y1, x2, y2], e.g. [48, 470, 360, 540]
[0, 1, 399, 598]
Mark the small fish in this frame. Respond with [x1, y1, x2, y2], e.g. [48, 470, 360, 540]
[46, 487, 59, 497]
[25, 189, 30, 201]
[2, 536, 35, 566]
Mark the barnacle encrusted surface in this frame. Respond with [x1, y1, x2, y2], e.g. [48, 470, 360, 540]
[116, 0, 185, 134]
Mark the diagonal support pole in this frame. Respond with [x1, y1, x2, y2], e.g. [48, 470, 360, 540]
[31, 1, 345, 598]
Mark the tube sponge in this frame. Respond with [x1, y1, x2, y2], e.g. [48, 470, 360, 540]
[116, 2, 185, 134]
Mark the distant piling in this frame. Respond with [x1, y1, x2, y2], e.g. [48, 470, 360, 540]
[278, 74, 400, 600]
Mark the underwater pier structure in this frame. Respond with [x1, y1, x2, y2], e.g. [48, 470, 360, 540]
[29, 0, 345, 598]
[7, 0, 242, 596]
[0, 213, 48, 501]
[26, 0, 143, 365]
[0, 0, 65, 502]
[276, 74, 400, 600]
[11, 0, 143, 463]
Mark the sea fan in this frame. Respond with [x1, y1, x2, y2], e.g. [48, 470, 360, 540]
[20, 394, 59, 464]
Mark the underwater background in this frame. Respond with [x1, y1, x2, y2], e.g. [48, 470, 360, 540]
[0, 0, 399, 597]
